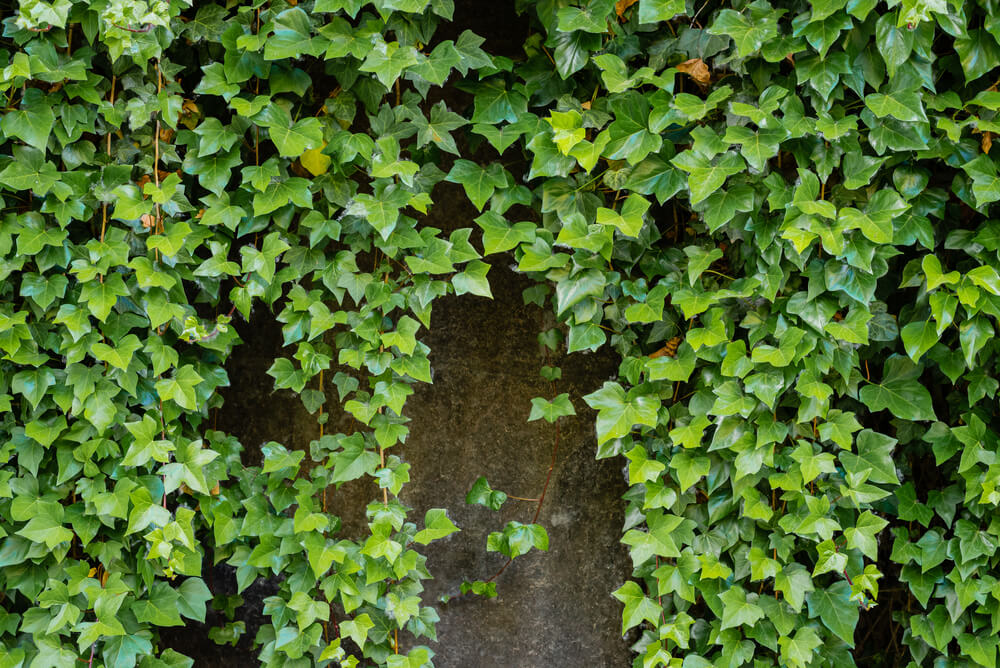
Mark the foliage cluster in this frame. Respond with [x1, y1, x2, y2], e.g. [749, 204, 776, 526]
[3, 0, 1000, 666]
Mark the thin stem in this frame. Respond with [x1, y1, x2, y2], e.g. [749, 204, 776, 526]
[100, 75, 116, 245]
[153, 62, 163, 260]
[484, 557, 513, 583]
[318, 370, 324, 439]
[531, 420, 560, 525]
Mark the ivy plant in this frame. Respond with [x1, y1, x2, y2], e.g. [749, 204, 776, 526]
[4, 0, 1000, 666]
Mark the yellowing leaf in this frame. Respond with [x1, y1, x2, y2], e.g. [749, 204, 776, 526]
[300, 144, 331, 176]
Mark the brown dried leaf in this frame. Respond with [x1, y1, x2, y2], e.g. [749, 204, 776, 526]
[140, 213, 156, 229]
[615, 0, 638, 17]
[676, 58, 711, 89]
[984, 131, 994, 155]
[649, 337, 683, 359]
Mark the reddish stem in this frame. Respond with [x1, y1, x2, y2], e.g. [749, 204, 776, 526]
[113, 23, 153, 33]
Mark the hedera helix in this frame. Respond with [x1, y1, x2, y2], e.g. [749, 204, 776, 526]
[4, 0, 1000, 666]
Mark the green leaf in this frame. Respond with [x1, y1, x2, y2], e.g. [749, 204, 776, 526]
[583, 382, 660, 445]
[959, 634, 999, 668]
[718, 586, 765, 630]
[487, 521, 548, 558]
[672, 150, 745, 205]
[2, 90, 54, 150]
[466, 476, 507, 511]
[806, 582, 858, 647]
[845, 511, 889, 559]
[900, 320, 937, 363]
[839, 429, 899, 485]
[79, 272, 129, 322]
[779, 626, 822, 668]
[445, 160, 507, 211]
[708, 8, 780, 58]
[16, 514, 73, 549]
[253, 177, 313, 217]
[638, 0, 685, 23]
[413, 509, 459, 545]
[612, 581, 661, 635]
[452, 260, 492, 298]
[956, 29, 1000, 84]
[864, 90, 927, 123]
[474, 211, 535, 255]
[723, 126, 784, 171]
[528, 393, 576, 423]
[360, 39, 420, 88]
[596, 194, 650, 237]
[859, 357, 935, 421]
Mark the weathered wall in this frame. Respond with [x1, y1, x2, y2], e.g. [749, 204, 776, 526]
[202, 260, 633, 666]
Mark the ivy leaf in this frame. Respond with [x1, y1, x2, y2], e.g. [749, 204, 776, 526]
[779, 626, 823, 668]
[806, 581, 858, 647]
[452, 260, 492, 298]
[2, 89, 54, 150]
[956, 29, 1000, 84]
[360, 39, 420, 88]
[471, 79, 528, 124]
[413, 509, 459, 545]
[864, 90, 927, 123]
[412, 101, 467, 154]
[958, 634, 999, 668]
[340, 614, 374, 650]
[708, 8, 779, 57]
[839, 429, 899, 485]
[528, 394, 576, 423]
[838, 189, 908, 243]
[596, 194, 650, 237]
[638, 0, 685, 23]
[466, 476, 507, 511]
[844, 511, 889, 559]
[859, 357, 935, 421]
[253, 178, 313, 217]
[583, 382, 661, 445]
[0, 146, 60, 194]
[445, 160, 507, 211]
[775, 563, 815, 612]
[612, 581, 661, 635]
[79, 272, 129, 322]
[487, 521, 548, 557]
[259, 107, 323, 158]
[901, 320, 938, 363]
[723, 126, 784, 171]
[16, 513, 74, 549]
[671, 150, 745, 205]
[604, 91, 662, 164]
[346, 186, 411, 240]
[474, 211, 535, 255]
[718, 586, 765, 630]
[155, 365, 204, 411]
[330, 434, 379, 484]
